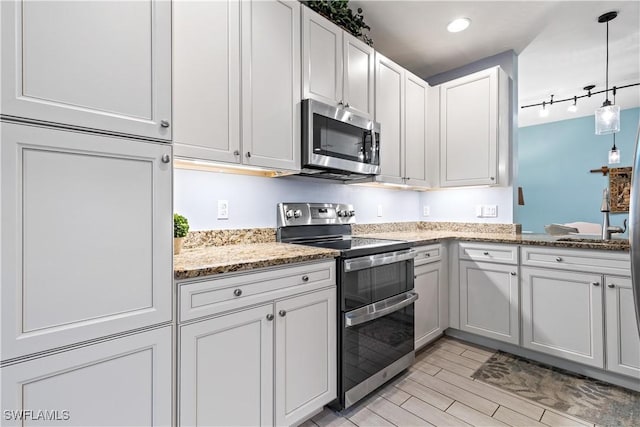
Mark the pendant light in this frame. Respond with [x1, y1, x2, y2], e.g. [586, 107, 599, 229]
[595, 11, 620, 135]
[608, 134, 620, 164]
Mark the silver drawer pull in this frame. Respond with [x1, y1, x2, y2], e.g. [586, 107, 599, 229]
[160, 120, 170, 128]
[425, 253, 431, 257]
[302, 275, 309, 282]
[591, 282, 600, 287]
[483, 251, 490, 256]
[266, 314, 274, 321]
[279, 310, 287, 317]
[608, 283, 615, 288]
[510, 272, 517, 276]
[233, 289, 242, 297]
[556, 257, 563, 262]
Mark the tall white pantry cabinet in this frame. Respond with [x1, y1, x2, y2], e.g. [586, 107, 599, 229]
[0, 1, 173, 426]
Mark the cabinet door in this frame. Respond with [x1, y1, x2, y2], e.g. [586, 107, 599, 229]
[605, 276, 640, 377]
[415, 261, 447, 349]
[241, 0, 301, 171]
[173, 0, 241, 163]
[343, 32, 374, 119]
[374, 53, 404, 184]
[302, 6, 343, 106]
[439, 67, 498, 187]
[1, 123, 172, 361]
[1, 326, 172, 427]
[275, 288, 337, 427]
[1, 0, 171, 140]
[521, 267, 604, 368]
[404, 71, 429, 186]
[179, 305, 274, 427]
[460, 261, 519, 344]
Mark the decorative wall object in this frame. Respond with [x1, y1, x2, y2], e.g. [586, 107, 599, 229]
[609, 167, 632, 212]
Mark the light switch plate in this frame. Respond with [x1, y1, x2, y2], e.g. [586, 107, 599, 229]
[377, 205, 383, 217]
[423, 205, 430, 216]
[217, 200, 229, 220]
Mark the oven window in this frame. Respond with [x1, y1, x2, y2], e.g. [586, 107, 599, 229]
[313, 114, 379, 165]
[342, 261, 412, 311]
[342, 305, 414, 393]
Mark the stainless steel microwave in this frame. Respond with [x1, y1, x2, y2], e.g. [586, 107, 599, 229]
[302, 99, 380, 177]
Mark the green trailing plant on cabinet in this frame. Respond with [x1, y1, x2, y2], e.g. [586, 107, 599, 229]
[174, 213, 190, 238]
[303, 0, 373, 46]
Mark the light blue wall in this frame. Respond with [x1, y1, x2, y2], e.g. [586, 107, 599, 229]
[516, 107, 640, 233]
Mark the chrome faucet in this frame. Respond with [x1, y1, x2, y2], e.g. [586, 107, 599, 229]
[601, 188, 627, 239]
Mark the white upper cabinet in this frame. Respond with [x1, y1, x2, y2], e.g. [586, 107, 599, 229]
[374, 53, 429, 186]
[241, 0, 301, 171]
[375, 53, 404, 184]
[404, 71, 429, 187]
[0, 0, 171, 140]
[302, 6, 374, 119]
[173, 0, 241, 163]
[1, 123, 172, 361]
[438, 66, 509, 187]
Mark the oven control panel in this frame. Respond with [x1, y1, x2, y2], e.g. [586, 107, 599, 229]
[277, 203, 355, 226]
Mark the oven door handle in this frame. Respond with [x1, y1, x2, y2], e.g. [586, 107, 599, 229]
[343, 249, 416, 272]
[344, 291, 419, 328]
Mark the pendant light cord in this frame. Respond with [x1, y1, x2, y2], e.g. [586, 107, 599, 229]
[605, 20, 610, 102]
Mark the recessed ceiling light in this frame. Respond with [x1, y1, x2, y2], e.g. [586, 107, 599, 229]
[447, 17, 471, 33]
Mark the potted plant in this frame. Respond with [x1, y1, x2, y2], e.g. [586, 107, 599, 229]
[174, 213, 189, 255]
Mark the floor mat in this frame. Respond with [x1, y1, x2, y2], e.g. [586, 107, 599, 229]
[472, 351, 640, 427]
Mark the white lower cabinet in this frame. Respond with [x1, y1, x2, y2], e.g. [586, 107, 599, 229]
[414, 245, 448, 349]
[460, 260, 519, 344]
[521, 267, 604, 368]
[1, 326, 172, 427]
[178, 261, 337, 427]
[604, 275, 640, 378]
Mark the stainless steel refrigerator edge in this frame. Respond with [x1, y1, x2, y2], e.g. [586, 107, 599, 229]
[630, 120, 640, 335]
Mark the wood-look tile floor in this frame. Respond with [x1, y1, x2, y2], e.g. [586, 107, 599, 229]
[302, 337, 597, 427]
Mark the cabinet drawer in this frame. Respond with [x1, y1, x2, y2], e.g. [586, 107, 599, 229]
[414, 244, 442, 266]
[179, 261, 335, 322]
[459, 242, 518, 265]
[521, 246, 630, 275]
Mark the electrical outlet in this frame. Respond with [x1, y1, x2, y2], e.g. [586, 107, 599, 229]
[476, 205, 483, 217]
[483, 205, 498, 218]
[423, 205, 430, 216]
[377, 205, 383, 217]
[217, 200, 229, 220]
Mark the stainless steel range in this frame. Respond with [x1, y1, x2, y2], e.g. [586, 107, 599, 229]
[277, 203, 418, 410]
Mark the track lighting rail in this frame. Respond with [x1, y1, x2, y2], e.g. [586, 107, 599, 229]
[520, 82, 640, 110]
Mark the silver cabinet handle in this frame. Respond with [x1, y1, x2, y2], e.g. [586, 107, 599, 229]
[608, 283, 615, 288]
[302, 275, 309, 282]
[266, 314, 274, 321]
[246, 152, 251, 158]
[344, 102, 350, 108]
[160, 120, 170, 128]
[161, 154, 171, 163]
[233, 289, 242, 297]
[345, 291, 419, 327]
[233, 150, 240, 156]
[338, 100, 344, 106]
[591, 282, 600, 287]
[425, 253, 431, 257]
[344, 249, 416, 272]
[490, 176, 495, 181]
[483, 251, 490, 256]
[510, 272, 517, 276]
[279, 310, 287, 317]
[556, 257, 563, 262]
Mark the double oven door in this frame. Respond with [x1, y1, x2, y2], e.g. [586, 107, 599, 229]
[338, 249, 417, 409]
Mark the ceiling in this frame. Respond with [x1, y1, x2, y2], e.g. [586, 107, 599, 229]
[349, 1, 640, 127]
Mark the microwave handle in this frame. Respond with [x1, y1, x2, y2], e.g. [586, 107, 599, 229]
[370, 129, 378, 164]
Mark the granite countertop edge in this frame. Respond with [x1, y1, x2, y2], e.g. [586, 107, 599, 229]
[174, 233, 629, 280]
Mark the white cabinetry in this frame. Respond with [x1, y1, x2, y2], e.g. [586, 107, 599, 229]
[0, 123, 172, 361]
[521, 267, 604, 368]
[605, 276, 640, 378]
[0, 0, 171, 140]
[414, 245, 448, 349]
[374, 53, 429, 186]
[302, 6, 374, 119]
[1, 326, 173, 427]
[438, 66, 509, 187]
[174, 0, 300, 171]
[178, 261, 337, 427]
[458, 243, 519, 344]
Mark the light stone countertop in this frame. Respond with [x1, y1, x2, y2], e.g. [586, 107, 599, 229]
[174, 242, 339, 280]
[354, 230, 630, 251]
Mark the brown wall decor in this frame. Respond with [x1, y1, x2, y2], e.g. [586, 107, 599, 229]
[609, 167, 632, 213]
